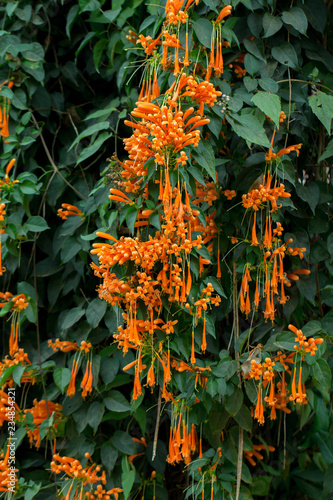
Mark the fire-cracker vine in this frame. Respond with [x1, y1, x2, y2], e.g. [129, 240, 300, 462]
[88, 1, 326, 498]
[0, 0, 332, 499]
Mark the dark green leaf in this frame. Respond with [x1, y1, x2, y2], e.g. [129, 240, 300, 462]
[112, 430, 137, 454]
[226, 112, 272, 149]
[192, 140, 216, 179]
[24, 216, 49, 233]
[318, 140, 333, 161]
[104, 390, 131, 412]
[282, 7, 308, 34]
[271, 42, 298, 69]
[313, 359, 332, 391]
[262, 13, 282, 37]
[122, 470, 135, 500]
[226, 388, 244, 415]
[53, 367, 71, 393]
[0, 365, 16, 386]
[251, 91, 281, 128]
[295, 182, 320, 214]
[192, 18, 213, 47]
[87, 401, 105, 432]
[77, 132, 112, 163]
[61, 307, 85, 330]
[309, 91, 333, 135]
[69, 121, 110, 150]
[86, 298, 107, 328]
[101, 442, 118, 471]
[61, 237, 81, 263]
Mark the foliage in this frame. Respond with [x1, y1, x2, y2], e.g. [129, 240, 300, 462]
[0, 0, 333, 499]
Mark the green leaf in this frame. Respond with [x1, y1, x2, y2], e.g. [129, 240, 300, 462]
[192, 138, 216, 180]
[226, 112, 272, 149]
[24, 216, 49, 233]
[0, 365, 16, 386]
[297, 275, 316, 306]
[233, 404, 252, 432]
[87, 401, 105, 432]
[303, 320, 322, 337]
[24, 482, 42, 500]
[77, 131, 112, 163]
[75, 31, 96, 60]
[103, 8, 122, 22]
[104, 390, 131, 412]
[243, 77, 258, 93]
[225, 388, 244, 415]
[262, 13, 283, 37]
[324, 464, 333, 493]
[61, 237, 81, 263]
[302, 0, 328, 33]
[86, 298, 107, 328]
[309, 91, 333, 135]
[101, 442, 118, 471]
[271, 42, 298, 69]
[282, 7, 308, 35]
[192, 18, 213, 47]
[79, 0, 101, 13]
[62, 307, 85, 330]
[250, 476, 271, 496]
[327, 233, 333, 259]
[100, 356, 119, 385]
[0, 300, 13, 317]
[125, 205, 138, 235]
[295, 182, 320, 214]
[319, 140, 333, 162]
[93, 38, 108, 72]
[122, 470, 135, 500]
[313, 359, 332, 391]
[251, 91, 281, 128]
[22, 42, 44, 61]
[112, 430, 137, 454]
[53, 367, 71, 393]
[13, 365, 25, 386]
[66, 5, 79, 38]
[244, 54, 262, 75]
[69, 121, 110, 150]
[243, 39, 265, 63]
[258, 77, 279, 94]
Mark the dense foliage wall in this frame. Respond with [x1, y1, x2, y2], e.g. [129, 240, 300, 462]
[0, 0, 333, 499]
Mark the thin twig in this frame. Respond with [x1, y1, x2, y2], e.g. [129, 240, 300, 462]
[152, 388, 162, 461]
[31, 113, 87, 201]
[233, 263, 243, 500]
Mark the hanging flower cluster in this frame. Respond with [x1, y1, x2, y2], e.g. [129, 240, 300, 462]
[51, 453, 122, 500]
[167, 402, 198, 465]
[49, 339, 93, 398]
[244, 323, 323, 425]
[24, 399, 63, 450]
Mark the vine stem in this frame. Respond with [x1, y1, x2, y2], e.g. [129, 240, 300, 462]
[31, 113, 88, 201]
[152, 387, 162, 461]
[276, 78, 333, 95]
[233, 262, 243, 500]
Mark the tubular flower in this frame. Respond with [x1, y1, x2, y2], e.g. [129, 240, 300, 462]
[245, 444, 275, 466]
[24, 399, 63, 449]
[57, 203, 84, 220]
[51, 454, 108, 499]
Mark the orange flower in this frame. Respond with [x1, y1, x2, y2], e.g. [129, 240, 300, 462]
[67, 360, 79, 397]
[146, 358, 156, 388]
[216, 4, 232, 23]
[57, 203, 84, 220]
